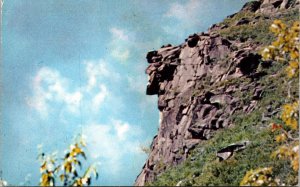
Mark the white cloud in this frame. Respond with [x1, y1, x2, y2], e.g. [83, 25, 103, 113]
[109, 27, 163, 64]
[164, 0, 203, 22]
[109, 27, 132, 62]
[112, 119, 130, 140]
[27, 67, 83, 117]
[83, 119, 144, 175]
[28, 59, 120, 117]
[111, 48, 130, 62]
[85, 59, 110, 92]
[110, 28, 129, 41]
[163, 0, 203, 37]
[84, 58, 121, 92]
[92, 84, 109, 111]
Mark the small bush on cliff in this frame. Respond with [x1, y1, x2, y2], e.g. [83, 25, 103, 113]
[139, 141, 152, 156]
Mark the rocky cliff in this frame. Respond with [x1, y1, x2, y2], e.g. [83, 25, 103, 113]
[135, 0, 299, 186]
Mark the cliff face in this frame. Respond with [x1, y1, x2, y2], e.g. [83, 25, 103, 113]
[135, 0, 299, 185]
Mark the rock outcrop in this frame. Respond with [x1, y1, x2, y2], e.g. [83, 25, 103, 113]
[135, 0, 299, 185]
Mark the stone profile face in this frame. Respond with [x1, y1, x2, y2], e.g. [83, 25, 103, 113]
[135, 0, 299, 185]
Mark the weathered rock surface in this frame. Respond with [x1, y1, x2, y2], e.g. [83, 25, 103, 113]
[135, 0, 298, 185]
[257, 0, 299, 13]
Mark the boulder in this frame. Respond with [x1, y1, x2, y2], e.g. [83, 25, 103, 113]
[217, 141, 250, 161]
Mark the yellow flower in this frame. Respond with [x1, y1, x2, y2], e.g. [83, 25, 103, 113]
[291, 145, 299, 171]
[281, 102, 299, 130]
[275, 133, 287, 142]
[290, 50, 299, 60]
[240, 167, 278, 186]
[270, 20, 286, 34]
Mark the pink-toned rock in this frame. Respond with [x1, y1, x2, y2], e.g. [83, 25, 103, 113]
[135, 0, 298, 185]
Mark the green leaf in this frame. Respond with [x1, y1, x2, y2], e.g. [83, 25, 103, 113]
[81, 152, 87, 160]
[74, 170, 78, 177]
[78, 161, 82, 169]
[64, 152, 70, 159]
[87, 177, 91, 185]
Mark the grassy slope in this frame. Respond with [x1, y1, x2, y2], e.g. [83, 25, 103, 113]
[147, 6, 299, 186]
[219, 7, 299, 45]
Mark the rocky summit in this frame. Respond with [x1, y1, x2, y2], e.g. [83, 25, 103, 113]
[135, 0, 299, 186]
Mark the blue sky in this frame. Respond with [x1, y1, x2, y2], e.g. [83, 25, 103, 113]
[1, 0, 248, 185]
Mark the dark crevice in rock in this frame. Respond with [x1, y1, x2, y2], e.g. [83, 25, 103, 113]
[159, 64, 177, 82]
[186, 34, 200, 48]
[273, 0, 283, 8]
[201, 92, 215, 104]
[241, 1, 262, 12]
[146, 76, 160, 95]
[237, 53, 261, 75]
[147, 51, 161, 63]
[176, 105, 186, 125]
